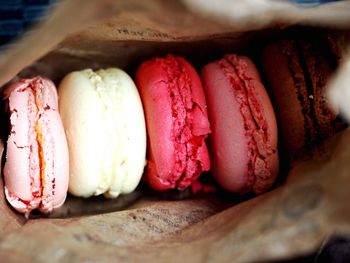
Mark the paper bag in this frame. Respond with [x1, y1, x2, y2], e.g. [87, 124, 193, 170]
[0, 1, 350, 262]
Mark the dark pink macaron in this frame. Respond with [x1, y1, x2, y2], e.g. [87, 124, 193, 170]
[201, 54, 279, 194]
[136, 54, 211, 191]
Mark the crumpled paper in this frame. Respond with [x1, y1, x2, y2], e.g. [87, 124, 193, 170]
[0, 129, 349, 262]
[2, 0, 350, 87]
[0, 1, 350, 262]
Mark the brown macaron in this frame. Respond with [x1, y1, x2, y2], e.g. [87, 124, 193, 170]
[262, 37, 345, 158]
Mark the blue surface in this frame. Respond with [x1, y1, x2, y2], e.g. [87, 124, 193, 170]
[0, 0, 57, 45]
[291, 0, 342, 5]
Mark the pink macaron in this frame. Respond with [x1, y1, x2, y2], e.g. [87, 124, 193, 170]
[3, 77, 69, 215]
[201, 54, 279, 194]
[136, 54, 211, 191]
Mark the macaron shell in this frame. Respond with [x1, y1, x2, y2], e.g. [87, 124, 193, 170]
[262, 43, 306, 156]
[59, 72, 104, 197]
[136, 55, 210, 191]
[4, 84, 35, 204]
[59, 68, 146, 198]
[242, 57, 279, 193]
[201, 63, 249, 192]
[39, 108, 69, 212]
[135, 71, 174, 190]
[97, 68, 147, 197]
[201, 55, 279, 194]
[136, 60, 180, 190]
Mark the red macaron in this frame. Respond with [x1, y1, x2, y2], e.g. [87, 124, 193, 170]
[136, 54, 211, 191]
[201, 54, 279, 194]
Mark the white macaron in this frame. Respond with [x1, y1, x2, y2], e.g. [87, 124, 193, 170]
[58, 68, 146, 198]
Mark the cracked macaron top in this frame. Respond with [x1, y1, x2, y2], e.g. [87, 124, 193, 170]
[3, 77, 69, 215]
[201, 54, 279, 194]
[136, 54, 211, 191]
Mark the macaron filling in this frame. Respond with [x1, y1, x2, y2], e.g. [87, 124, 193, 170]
[219, 55, 276, 193]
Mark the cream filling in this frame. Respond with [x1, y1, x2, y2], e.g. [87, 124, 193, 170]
[34, 94, 45, 197]
[34, 82, 56, 213]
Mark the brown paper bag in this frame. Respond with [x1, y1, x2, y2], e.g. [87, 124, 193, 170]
[0, 1, 350, 262]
